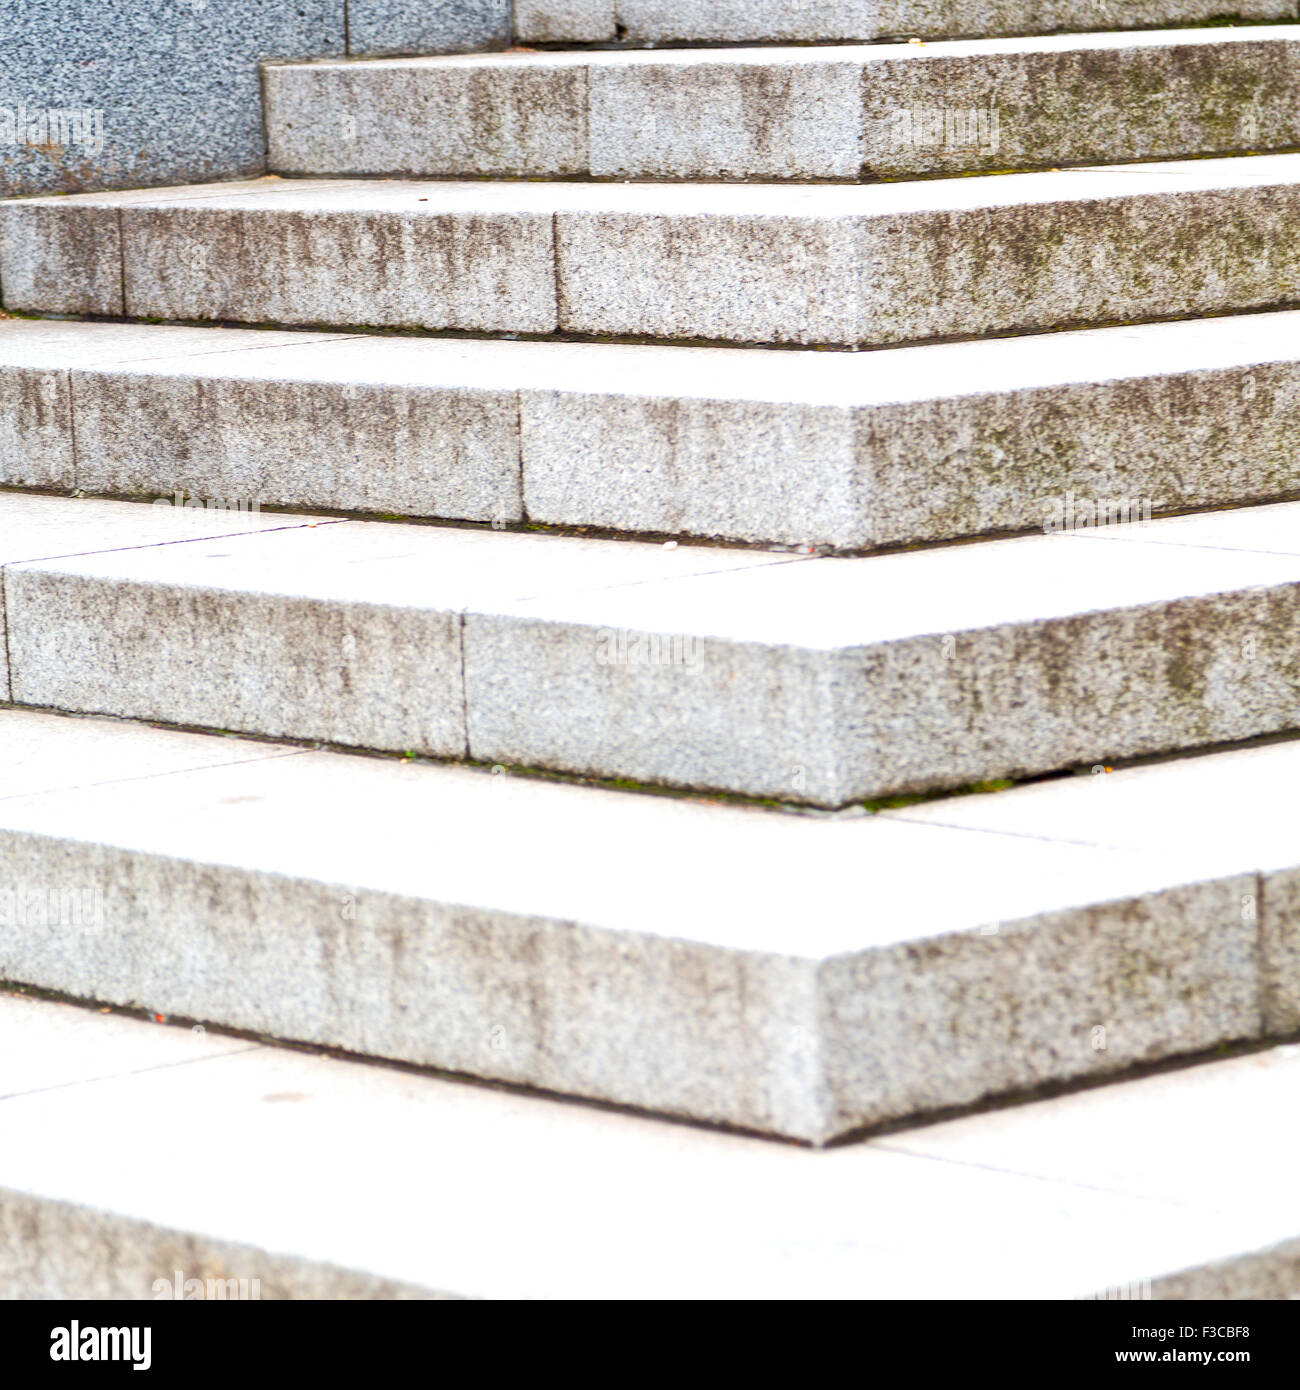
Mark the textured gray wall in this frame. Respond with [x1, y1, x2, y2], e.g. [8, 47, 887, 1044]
[0, 0, 511, 198]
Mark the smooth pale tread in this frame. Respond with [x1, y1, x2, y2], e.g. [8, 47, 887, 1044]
[4, 994, 1300, 1297]
[264, 30, 1300, 182]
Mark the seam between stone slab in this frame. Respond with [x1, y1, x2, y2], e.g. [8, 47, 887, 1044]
[513, 375, 529, 524]
[876, 811, 1118, 851]
[861, 1137, 1205, 1208]
[0, 567, 10, 703]
[0, 732, 313, 806]
[0, 517, 346, 708]
[457, 613, 471, 758]
[550, 211, 562, 334]
[272, 28, 1300, 185]
[64, 367, 79, 495]
[64, 332, 367, 373]
[0, 1043, 267, 1107]
[0, 515, 347, 571]
[1061, 531, 1300, 560]
[115, 208, 126, 319]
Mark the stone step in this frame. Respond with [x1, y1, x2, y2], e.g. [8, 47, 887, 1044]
[10, 155, 1300, 345]
[1, 703, 1299, 1144]
[10, 492, 1300, 804]
[5, 990, 1300, 1296]
[265, 29, 1300, 183]
[515, 0, 1296, 47]
[10, 311, 1300, 549]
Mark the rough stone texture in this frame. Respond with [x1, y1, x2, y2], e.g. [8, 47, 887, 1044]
[519, 310, 1300, 547]
[120, 180, 558, 333]
[16, 313, 1300, 548]
[1261, 867, 1300, 1036]
[265, 54, 590, 178]
[887, 733, 1300, 1037]
[265, 31, 1300, 182]
[1153, 1239, 1300, 1300]
[0, 319, 353, 494]
[514, 0, 615, 42]
[17, 495, 1300, 802]
[589, 49, 862, 181]
[851, 312, 1300, 548]
[0, 0, 343, 198]
[0, 1191, 452, 1300]
[823, 879, 1257, 1135]
[0, 711, 1269, 1143]
[0, 492, 331, 699]
[71, 336, 524, 524]
[555, 154, 1300, 346]
[0, 353, 71, 491]
[859, 30, 1300, 179]
[464, 507, 1300, 803]
[519, 341, 862, 546]
[8, 537, 470, 757]
[346, 0, 510, 56]
[3, 503, 787, 758]
[6, 989, 1300, 1296]
[17, 159, 1300, 345]
[0, 200, 122, 315]
[614, 0, 1296, 43]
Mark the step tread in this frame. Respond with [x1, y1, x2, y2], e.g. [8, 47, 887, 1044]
[0, 703, 1291, 1141]
[4, 991, 1298, 1298]
[9, 312, 1300, 549]
[8, 491, 1300, 803]
[22, 153, 1300, 215]
[17, 308, 1300, 404]
[12, 157, 1300, 346]
[264, 28, 1300, 181]
[517, 0, 1297, 45]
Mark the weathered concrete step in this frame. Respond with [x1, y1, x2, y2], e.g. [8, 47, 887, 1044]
[11, 156, 1300, 345]
[12, 312, 1300, 548]
[6, 994, 1300, 1298]
[0, 706, 1297, 1146]
[265, 29, 1300, 182]
[11, 493, 1300, 804]
[515, 0, 1296, 46]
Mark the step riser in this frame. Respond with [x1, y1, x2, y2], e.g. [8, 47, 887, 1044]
[10, 996, 1300, 1300]
[515, 1, 1298, 45]
[0, 1190, 447, 1300]
[0, 709, 1282, 1144]
[462, 587, 1300, 803]
[11, 509, 1300, 804]
[553, 183, 1300, 347]
[8, 315, 1300, 550]
[266, 35, 1300, 182]
[11, 168, 1300, 346]
[0, 830, 1263, 1143]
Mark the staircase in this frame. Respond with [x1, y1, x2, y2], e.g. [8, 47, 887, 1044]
[4, 5, 1300, 1298]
